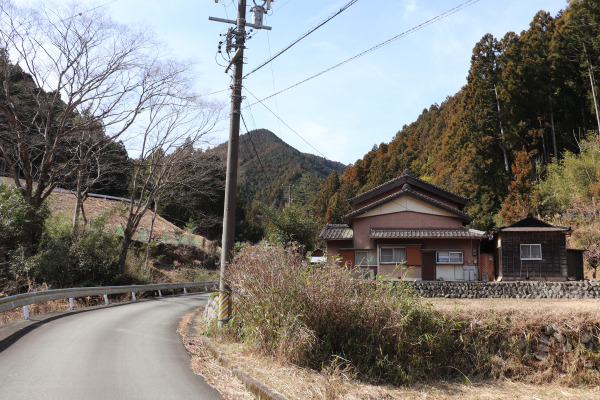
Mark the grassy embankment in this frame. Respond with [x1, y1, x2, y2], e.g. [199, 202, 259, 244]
[189, 244, 600, 399]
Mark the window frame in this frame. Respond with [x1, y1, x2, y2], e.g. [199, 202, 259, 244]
[520, 244, 542, 260]
[379, 247, 407, 264]
[436, 251, 464, 264]
[355, 250, 377, 267]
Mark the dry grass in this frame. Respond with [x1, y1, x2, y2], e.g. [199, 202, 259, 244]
[179, 310, 255, 400]
[44, 189, 216, 253]
[184, 309, 600, 400]
[429, 298, 600, 330]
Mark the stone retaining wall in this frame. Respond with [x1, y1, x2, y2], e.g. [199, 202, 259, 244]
[408, 280, 600, 299]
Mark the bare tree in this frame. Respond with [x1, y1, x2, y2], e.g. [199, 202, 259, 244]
[0, 1, 194, 209]
[117, 93, 220, 268]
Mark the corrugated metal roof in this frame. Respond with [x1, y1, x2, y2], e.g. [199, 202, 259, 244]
[319, 224, 354, 240]
[370, 228, 487, 239]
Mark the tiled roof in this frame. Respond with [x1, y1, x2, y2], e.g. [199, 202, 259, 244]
[319, 224, 354, 240]
[348, 169, 468, 207]
[343, 184, 473, 224]
[370, 228, 487, 239]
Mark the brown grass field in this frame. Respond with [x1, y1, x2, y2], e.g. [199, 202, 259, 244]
[183, 298, 600, 400]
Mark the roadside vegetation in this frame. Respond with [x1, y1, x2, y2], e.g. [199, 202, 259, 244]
[207, 243, 600, 390]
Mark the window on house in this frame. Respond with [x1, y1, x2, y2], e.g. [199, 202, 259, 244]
[355, 250, 377, 266]
[520, 244, 542, 260]
[380, 247, 406, 264]
[436, 251, 463, 264]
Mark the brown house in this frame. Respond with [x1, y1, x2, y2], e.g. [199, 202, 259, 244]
[490, 215, 581, 281]
[319, 170, 486, 281]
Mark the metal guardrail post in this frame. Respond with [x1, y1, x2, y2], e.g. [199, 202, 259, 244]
[131, 292, 137, 301]
[158, 290, 162, 297]
[183, 288, 188, 295]
[104, 295, 109, 305]
[23, 305, 30, 320]
[69, 298, 75, 310]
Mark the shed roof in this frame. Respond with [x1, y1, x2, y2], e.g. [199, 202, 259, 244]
[370, 228, 487, 239]
[496, 214, 571, 233]
[319, 224, 353, 240]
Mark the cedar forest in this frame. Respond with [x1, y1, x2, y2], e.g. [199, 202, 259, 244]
[311, 0, 600, 268]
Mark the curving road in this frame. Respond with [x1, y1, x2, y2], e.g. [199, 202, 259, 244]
[0, 294, 222, 400]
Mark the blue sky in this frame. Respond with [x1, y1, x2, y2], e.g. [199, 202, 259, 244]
[98, 0, 567, 165]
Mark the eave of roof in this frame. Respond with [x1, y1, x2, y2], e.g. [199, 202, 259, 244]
[319, 224, 354, 240]
[343, 184, 473, 225]
[370, 228, 487, 239]
[347, 170, 468, 208]
[498, 227, 572, 232]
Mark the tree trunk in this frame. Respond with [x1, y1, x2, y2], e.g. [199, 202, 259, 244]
[72, 169, 83, 230]
[494, 86, 511, 175]
[548, 94, 558, 160]
[584, 45, 600, 135]
[144, 198, 160, 269]
[118, 229, 133, 270]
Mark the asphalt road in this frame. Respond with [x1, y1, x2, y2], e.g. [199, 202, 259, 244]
[0, 294, 222, 400]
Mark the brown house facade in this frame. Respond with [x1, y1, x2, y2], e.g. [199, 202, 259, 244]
[490, 215, 577, 281]
[319, 170, 486, 281]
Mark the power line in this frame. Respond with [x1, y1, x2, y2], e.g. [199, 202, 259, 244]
[243, 0, 359, 78]
[240, 112, 276, 198]
[62, 0, 120, 21]
[251, 0, 480, 104]
[244, 87, 328, 159]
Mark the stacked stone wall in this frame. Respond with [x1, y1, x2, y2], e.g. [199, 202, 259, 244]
[408, 280, 600, 299]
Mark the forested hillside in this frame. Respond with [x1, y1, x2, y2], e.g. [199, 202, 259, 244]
[211, 129, 345, 210]
[314, 0, 600, 231]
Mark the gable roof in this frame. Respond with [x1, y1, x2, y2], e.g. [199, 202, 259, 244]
[319, 224, 353, 240]
[347, 169, 468, 209]
[342, 183, 473, 224]
[496, 214, 571, 233]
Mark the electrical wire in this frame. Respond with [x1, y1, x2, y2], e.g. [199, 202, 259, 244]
[250, 0, 481, 104]
[243, 0, 359, 78]
[62, 0, 120, 21]
[240, 112, 276, 198]
[244, 87, 329, 159]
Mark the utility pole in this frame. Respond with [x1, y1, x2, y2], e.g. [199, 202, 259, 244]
[211, 0, 272, 328]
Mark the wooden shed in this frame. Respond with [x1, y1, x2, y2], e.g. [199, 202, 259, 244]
[492, 215, 572, 281]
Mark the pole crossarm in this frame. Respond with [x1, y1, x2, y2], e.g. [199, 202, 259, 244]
[208, 16, 272, 30]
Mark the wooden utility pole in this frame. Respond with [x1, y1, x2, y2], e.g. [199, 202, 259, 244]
[211, 0, 272, 327]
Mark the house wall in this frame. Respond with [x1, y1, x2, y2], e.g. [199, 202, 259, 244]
[352, 212, 463, 248]
[325, 240, 352, 263]
[498, 231, 567, 280]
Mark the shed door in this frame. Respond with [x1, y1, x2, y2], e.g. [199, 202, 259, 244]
[422, 252, 436, 281]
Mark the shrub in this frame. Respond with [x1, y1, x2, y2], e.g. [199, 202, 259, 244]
[223, 244, 475, 385]
[26, 213, 123, 288]
[0, 182, 50, 252]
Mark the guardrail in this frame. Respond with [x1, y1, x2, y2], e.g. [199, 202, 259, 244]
[0, 281, 219, 320]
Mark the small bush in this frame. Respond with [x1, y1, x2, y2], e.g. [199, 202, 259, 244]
[223, 244, 476, 385]
[22, 213, 123, 288]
